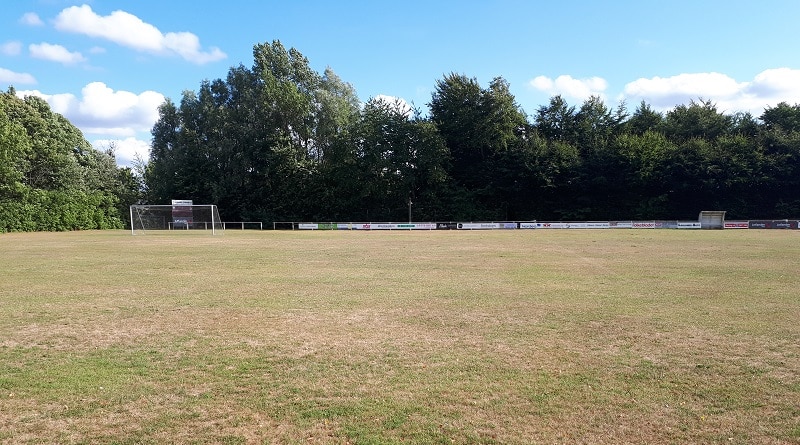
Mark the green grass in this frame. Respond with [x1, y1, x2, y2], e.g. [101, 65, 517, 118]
[1, 229, 798, 444]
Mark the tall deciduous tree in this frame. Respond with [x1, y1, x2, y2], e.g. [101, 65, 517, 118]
[1, 89, 124, 232]
[429, 74, 528, 218]
[147, 40, 360, 221]
[625, 101, 663, 136]
[662, 99, 733, 142]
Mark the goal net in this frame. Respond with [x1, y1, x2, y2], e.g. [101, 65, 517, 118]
[130, 204, 224, 235]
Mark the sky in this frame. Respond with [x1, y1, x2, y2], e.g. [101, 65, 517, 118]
[2, 0, 800, 167]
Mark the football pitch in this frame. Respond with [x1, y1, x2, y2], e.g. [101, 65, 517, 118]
[1, 229, 798, 444]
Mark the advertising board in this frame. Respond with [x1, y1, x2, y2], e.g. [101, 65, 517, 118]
[724, 221, 749, 229]
[610, 221, 633, 228]
[458, 223, 502, 229]
[171, 199, 193, 228]
[749, 220, 799, 229]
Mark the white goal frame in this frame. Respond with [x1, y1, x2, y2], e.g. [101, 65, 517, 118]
[130, 204, 224, 235]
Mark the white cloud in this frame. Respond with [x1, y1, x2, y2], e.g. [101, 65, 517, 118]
[18, 82, 165, 138]
[29, 42, 86, 65]
[622, 68, 800, 115]
[1, 41, 22, 56]
[528, 69, 800, 116]
[0, 67, 36, 85]
[54, 5, 226, 64]
[623, 72, 743, 107]
[19, 12, 43, 26]
[530, 75, 608, 102]
[746, 67, 800, 98]
[92, 137, 151, 167]
[372, 94, 415, 117]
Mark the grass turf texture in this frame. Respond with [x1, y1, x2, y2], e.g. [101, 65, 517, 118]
[0, 230, 798, 444]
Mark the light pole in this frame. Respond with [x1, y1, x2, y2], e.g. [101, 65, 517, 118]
[408, 197, 412, 223]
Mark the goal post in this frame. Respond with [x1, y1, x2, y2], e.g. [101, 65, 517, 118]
[130, 204, 224, 235]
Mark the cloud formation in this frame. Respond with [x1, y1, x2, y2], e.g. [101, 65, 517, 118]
[19, 12, 43, 26]
[93, 137, 152, 168]
[530, 68, 800, 116]
[53, 5, 226, 64]
[1, 41, 22, 56]
[0, 68, 36, 85]
[29, 42, 86, 65]
[18, 82, 165, 137]
[373, 94, 415, 117]
[530, 75, 608, 102]
[623, 68, 800, 115]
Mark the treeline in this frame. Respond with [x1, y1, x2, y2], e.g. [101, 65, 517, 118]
[0, 89, 137, 232]
[4, 40, 800, 233]
[145, 41, 800, 222]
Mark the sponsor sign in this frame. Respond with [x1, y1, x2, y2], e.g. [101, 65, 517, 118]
[171, 199, 193, 228]
[610, 221, 633, 228]
[724, 221, 749, 229]
[458, 223, 502, 229]
[536, 222, 566, 229]
[437, 223, 459, 230]
[749, 220, 799, 229]
[519, 222, 537, 229]
[632, 221, 656, 229]
[298, 223, 318, 230]
[539, 222, 609, 229]
[415, 223, 437, 230]
[364, 223, 438, 230]
[501, 222, 518, 229]
[677, 222, 702, 229]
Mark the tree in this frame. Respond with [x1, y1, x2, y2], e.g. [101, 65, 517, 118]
[0, 96, 30, 199]
[429, 73, 486, 189]
[146, 40, 362, 222]
[534, 95, 578, 143]
[1, 90, 123, 231]
[625, 101, 663, 136]
[326, 97, 450, 221]
[574, 96, 626, 153]
[429, 74, 528, 218]
[758, 104, 800, 216]
[662, 99, 733, 142]
[760, 102, 800, 134]
[313, 67, 360, 163]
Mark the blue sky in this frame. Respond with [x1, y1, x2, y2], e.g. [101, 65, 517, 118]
[3, 0, 800, 167]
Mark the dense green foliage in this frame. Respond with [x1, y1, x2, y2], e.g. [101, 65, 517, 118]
[0, 89, 135, 232]
[5, 40, 800, 230]
[145, 41, 800, 222]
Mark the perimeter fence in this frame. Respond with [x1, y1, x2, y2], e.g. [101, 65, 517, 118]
[270, 220, 799, 231]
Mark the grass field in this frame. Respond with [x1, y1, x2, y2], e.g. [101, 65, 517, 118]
[0, 229, 798, 444]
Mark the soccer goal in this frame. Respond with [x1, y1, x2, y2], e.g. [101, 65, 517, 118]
[130, 204, 224, 235]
